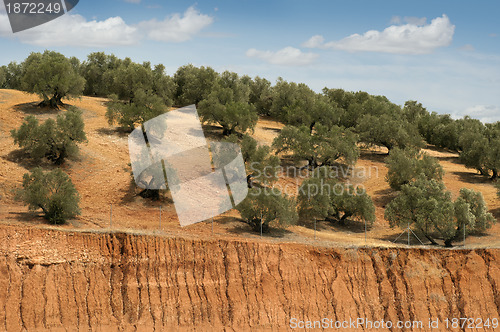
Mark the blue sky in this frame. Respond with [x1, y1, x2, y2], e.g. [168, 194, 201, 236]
[1, 0, 499, 122]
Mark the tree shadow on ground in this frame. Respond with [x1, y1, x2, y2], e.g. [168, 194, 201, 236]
[490, 207, 500, 220]
[13, 102, 59, 115]
[8, 211, 46, 224]
[227, 218, 294, 238]
[3, 149, 53, 170]
[453, 171, 492, 185]
[201, 124, 226, 141]
[261, 126, 281, 134]
[300, 218, 373, 234]
[96, 127, 130, 138]
[373, 188, 397, 208]
[359, 150, 388, 163]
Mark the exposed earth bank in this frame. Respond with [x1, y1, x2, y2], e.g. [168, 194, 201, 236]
[0, 225, 499, 331]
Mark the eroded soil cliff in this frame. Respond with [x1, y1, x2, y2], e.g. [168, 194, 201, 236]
[0, 225, 499, 331]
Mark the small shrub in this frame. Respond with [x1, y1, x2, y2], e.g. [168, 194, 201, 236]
[17, 168, 80, 224]
[11, 108, 87, 164]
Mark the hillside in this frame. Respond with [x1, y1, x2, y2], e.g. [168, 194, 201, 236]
[0, 89, 499, 248]
[1, 90, 500, 330]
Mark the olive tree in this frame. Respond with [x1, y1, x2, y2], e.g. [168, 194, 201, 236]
[385, 176, 495, 247]
[225, 134, 280, 187]
[357, 113, 424, 152]
[17, 168, 80, 224]
[272, 124, 359, 168]
[298, 167, 375, 226]
[236, 188, 298, 233]
[248, 76, 273, 115]
[106, 89, 166, 131]
[459, 122, 500, 179]
[21, 51, 85, 108]
[198, 84, 257, 136]
[173, 64, 218, 105]
[81, 52, 121, 96]
[385, 148, 444, 191]
[0, 66, 6, 88]
[11, 108, 87, 164]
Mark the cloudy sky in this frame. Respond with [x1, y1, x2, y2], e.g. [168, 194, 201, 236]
[0, 0, 499, 122]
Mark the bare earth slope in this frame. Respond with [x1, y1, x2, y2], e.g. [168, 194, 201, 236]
[0, 225, 500, 331]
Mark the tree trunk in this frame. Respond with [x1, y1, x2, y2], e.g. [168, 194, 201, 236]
[444, 238, 454, 248]
[491, 169, 498, 180]
[339, 213, 352, 226]
[222, 127, 233, 136]
[422, 232, 439, 246]
[246, 174, 253, 188]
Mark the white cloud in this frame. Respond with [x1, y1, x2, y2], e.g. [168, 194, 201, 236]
[453, 105, 500, 123]
[0, 5, 213, 46]
[2, 14, 139, 47]
[301, 35, 325, 48]
[138, 6, 213, 42]
[246, 47, 319, 66]
[303, 15, 455, 54]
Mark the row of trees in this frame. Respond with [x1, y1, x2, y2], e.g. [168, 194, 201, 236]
[3, 51, 498, 244]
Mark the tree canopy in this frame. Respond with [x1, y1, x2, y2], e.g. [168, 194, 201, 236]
[198, 83, 257, 136]
[11, 108, 87, 164]
[272, 124, 359, 168]
[173, 64, 218, 105]
[385, 148, 444, 191]
[385, 176, 495, 247]
[298, 167, 375, 226]
[21, 51, 85, 108]
[225, 134, 280, 187]
[357, 113, 424, 152]
[17, 168, 80, 224]
[236, 187, 298, 233]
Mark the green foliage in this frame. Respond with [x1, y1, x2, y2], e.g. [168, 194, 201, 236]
[459, 121, 500, 178]
[173, 64, 218, 105]
[11, 108, 87, 164]
[236, 188, 298, 233]
[357, 113, 424, 152]
[152, 64, 176, 105]
[106, 90, 166, 131]
[105, 61, 154, 102]
[81, 52, 121, 96]
[272, 124, 359, 168]
[21, 51, 85, 108]
[225, 134, 280, 186]
[385, 176, 495, 247]
[385, 148, 444, 191]
[17, 168, 80, 224]
[456, 188, 495, 234]
[1, 62, 23, 89]
[248, 76, 273, 115]
[298, 167, 375, 225]
[198, 80, 258, 135]
[0, 66, 6, 88]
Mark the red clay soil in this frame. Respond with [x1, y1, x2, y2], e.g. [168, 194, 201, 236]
[0, 225, 500, 331]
